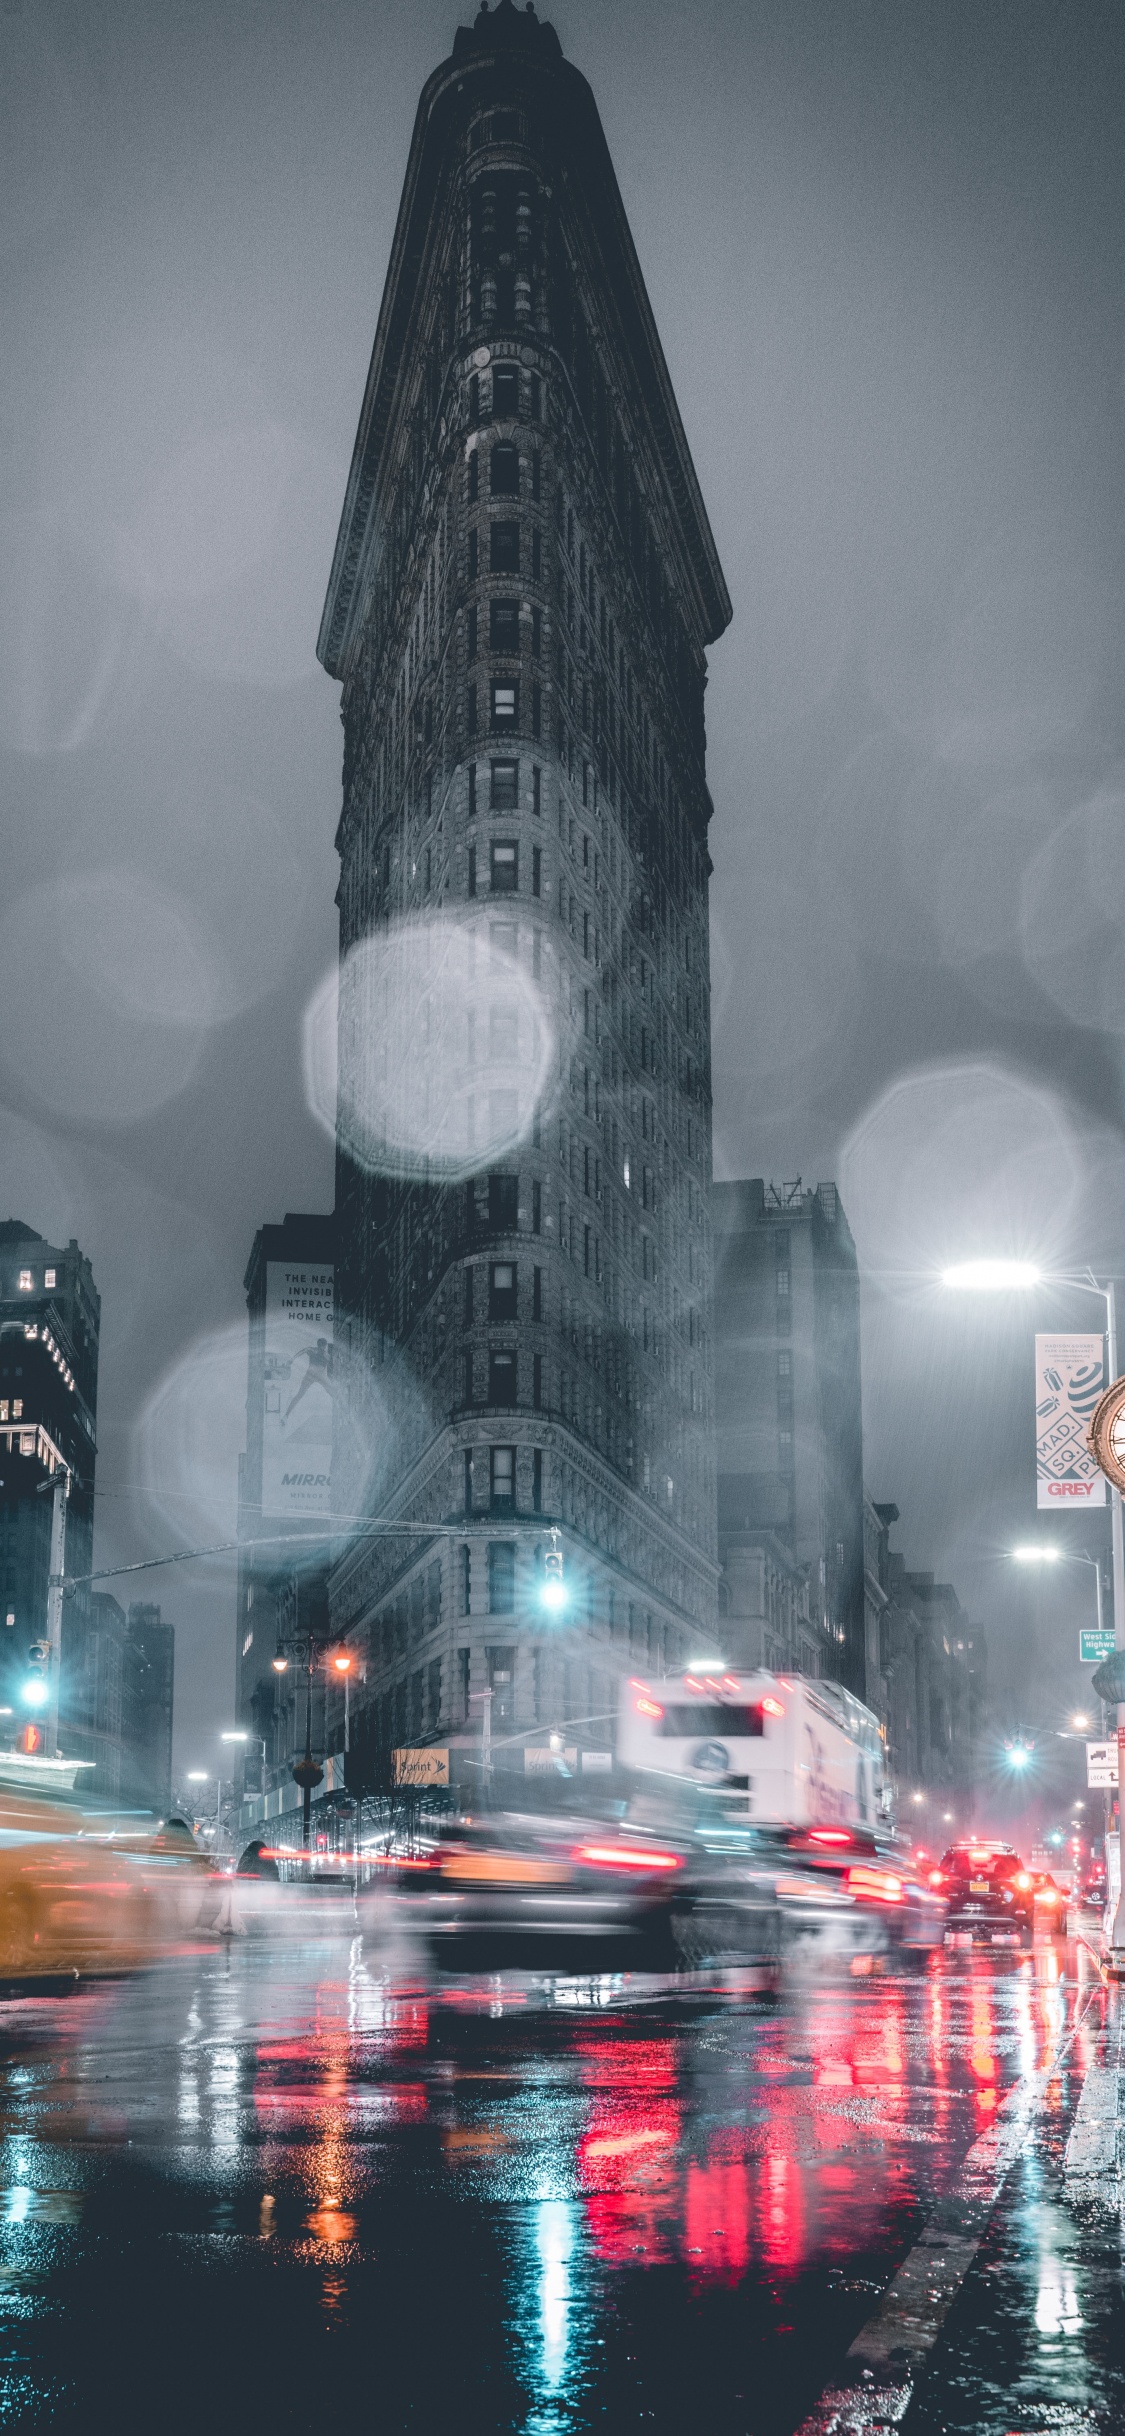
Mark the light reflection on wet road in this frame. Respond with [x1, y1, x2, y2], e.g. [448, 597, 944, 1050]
[0, 1936, 1116, 2433]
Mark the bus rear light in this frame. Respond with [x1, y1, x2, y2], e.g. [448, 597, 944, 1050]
[634, 1696, 663, 1720]
[761, 1696, 785, 1719]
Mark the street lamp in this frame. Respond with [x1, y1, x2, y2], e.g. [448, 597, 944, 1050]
[946, 1260, 1125, 1969]
[1011, 1544, 1104, 1639]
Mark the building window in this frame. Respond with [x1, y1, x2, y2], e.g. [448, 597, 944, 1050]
[467, 682, 478, 736]
[777, 1350, 791, 1375]
[489, 1171, 518, 1228]
[488, 1349, 517, 1407]
[532, 1182, 542, 1234]
[490, 597, 520, 653]
[464, 1452, 474, 1515]
[531, 680, 541, 738]
[468, 528, 478, 580]
[17, 1271, 32, 1292]
[44, 1269, 56, 1290]
[532, 528, 541, 579]
[469, 374, 480, 426]
[776, 1268, 790, 1295]
[490, 1448, 516, 1512]
[463, 1266, 475, 1327]
[492, 364, 519, 416]
[532, 764, 541, 814]
[489, 1541, 516, 1612]
[532, 845, 541, 897]
[490, 840, 518, 893]
[490, 521, 520, 573]
[468, 762, 478, 818]
[489, 1262, 517, 1319]
[490, 441, 520, 496]
[468, 604, 478, 660]
[468, 843, 477, 897]
[533, 1354, 542, 1413]
[530, 373, 541, 419]
[491, 679, 518, 728]
[531, 449, 541, 500]
[463, 1349, 475, 1405]
[468, 451, 479, 502]
[490, 759, 518, 811]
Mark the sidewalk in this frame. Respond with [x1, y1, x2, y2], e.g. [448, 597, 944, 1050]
[797, 1964, 1125, 2435]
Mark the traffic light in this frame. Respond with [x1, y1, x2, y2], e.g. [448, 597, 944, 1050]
[18, 1722, 42, 1756]
[540, 1533, 567, 1615]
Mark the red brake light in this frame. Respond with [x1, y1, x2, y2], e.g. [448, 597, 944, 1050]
[573, 1843, 683, 1874]
[634, 1695, 663, 1720]
[1014, 1872, 1032, 1891]
[1035, 1886, 1059, 1904]
[846, 1865, 903, 1905]
[761, 1696, 785, 1719]
[929, 1869, 947, 1888]
[810, 1830, 852, 1845]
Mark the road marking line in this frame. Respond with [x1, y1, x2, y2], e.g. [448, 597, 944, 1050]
[1063, 2062, 1118, 2178]
[792, 1989, 1099, 2436]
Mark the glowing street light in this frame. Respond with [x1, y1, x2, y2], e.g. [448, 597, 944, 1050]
[271, 1655, 289, 1674]
[1012, 1545, 1060, 1564]
[940, 1260, 1041, 1291]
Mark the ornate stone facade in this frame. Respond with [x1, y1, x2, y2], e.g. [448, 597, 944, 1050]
[317, 1, 730, 1780]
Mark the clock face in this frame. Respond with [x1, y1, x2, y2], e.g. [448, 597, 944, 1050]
[1089, 1377, 1125, 1496]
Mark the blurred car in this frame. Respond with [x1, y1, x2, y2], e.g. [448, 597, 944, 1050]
[0, 1757, 171, 1991]
[1028, 1869, 1067, 1936]
[1077, 1852, 1107, 1909]
[406, 1811, 688, 1969]
[758, 1824, 946, 1965]
[930, 1842, 1036, 1943]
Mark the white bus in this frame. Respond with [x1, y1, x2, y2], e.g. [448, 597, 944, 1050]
[617, 1669, 891, 1829]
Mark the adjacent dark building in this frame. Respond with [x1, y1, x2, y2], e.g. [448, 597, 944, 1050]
[864, 1499, 986, 1819]
[122, 1603, 174, 1812]
[0, 1220, 99, 1739]
[235, 1212, 335, 1774]
[315, 0, 731, 1785]
[713, 1179, 866, 1698]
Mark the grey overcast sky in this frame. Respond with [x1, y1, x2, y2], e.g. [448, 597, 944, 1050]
[3, 0, 1125, 1782]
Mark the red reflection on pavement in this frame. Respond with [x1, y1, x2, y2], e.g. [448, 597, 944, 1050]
[682, 2155, 751, 2284]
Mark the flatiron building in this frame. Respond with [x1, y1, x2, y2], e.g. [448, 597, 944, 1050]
[317, 0, 731, 1782]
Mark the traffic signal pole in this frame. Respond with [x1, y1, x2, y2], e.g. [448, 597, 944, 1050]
[44, 1469, 69, 1759]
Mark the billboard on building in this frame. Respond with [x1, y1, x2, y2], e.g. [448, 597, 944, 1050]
[1035, 1333, 1106, 1508]
[262, 1263, 334, 1517]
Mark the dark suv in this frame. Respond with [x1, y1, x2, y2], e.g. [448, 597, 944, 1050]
[931, 1843, 1035, 1943]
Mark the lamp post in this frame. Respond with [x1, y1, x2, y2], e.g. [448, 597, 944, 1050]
[944, 1261, 1125, 1966]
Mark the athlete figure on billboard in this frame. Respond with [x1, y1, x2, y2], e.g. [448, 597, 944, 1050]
[283, 1337, 333, 1421]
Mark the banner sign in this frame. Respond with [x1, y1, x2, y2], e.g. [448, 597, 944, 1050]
[393, 1748, 449, 1787]
[1035, 1334, 1106, 1507]
[1080, 1628, 1116, 1665]
[1086, 1739, 1119, 1788]
[262, 1262, 334, 1518]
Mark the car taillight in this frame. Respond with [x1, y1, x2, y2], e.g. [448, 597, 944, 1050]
[928, 1870, 947, 1888]
[809, 1830, 853, 1846]
[1035, 1886, 1059, 1904]
[1014, 1872, 1032, 1891]
[846, 1865, 903, 1904]
[572, 1843, 683, 1873]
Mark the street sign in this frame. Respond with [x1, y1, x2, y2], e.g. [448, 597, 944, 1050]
[1080, 1627, 1116, 1664]
[1086, 1739, 1119, 1788]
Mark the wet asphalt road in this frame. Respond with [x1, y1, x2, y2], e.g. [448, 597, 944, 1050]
[0, 1927, 1119, 2435]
